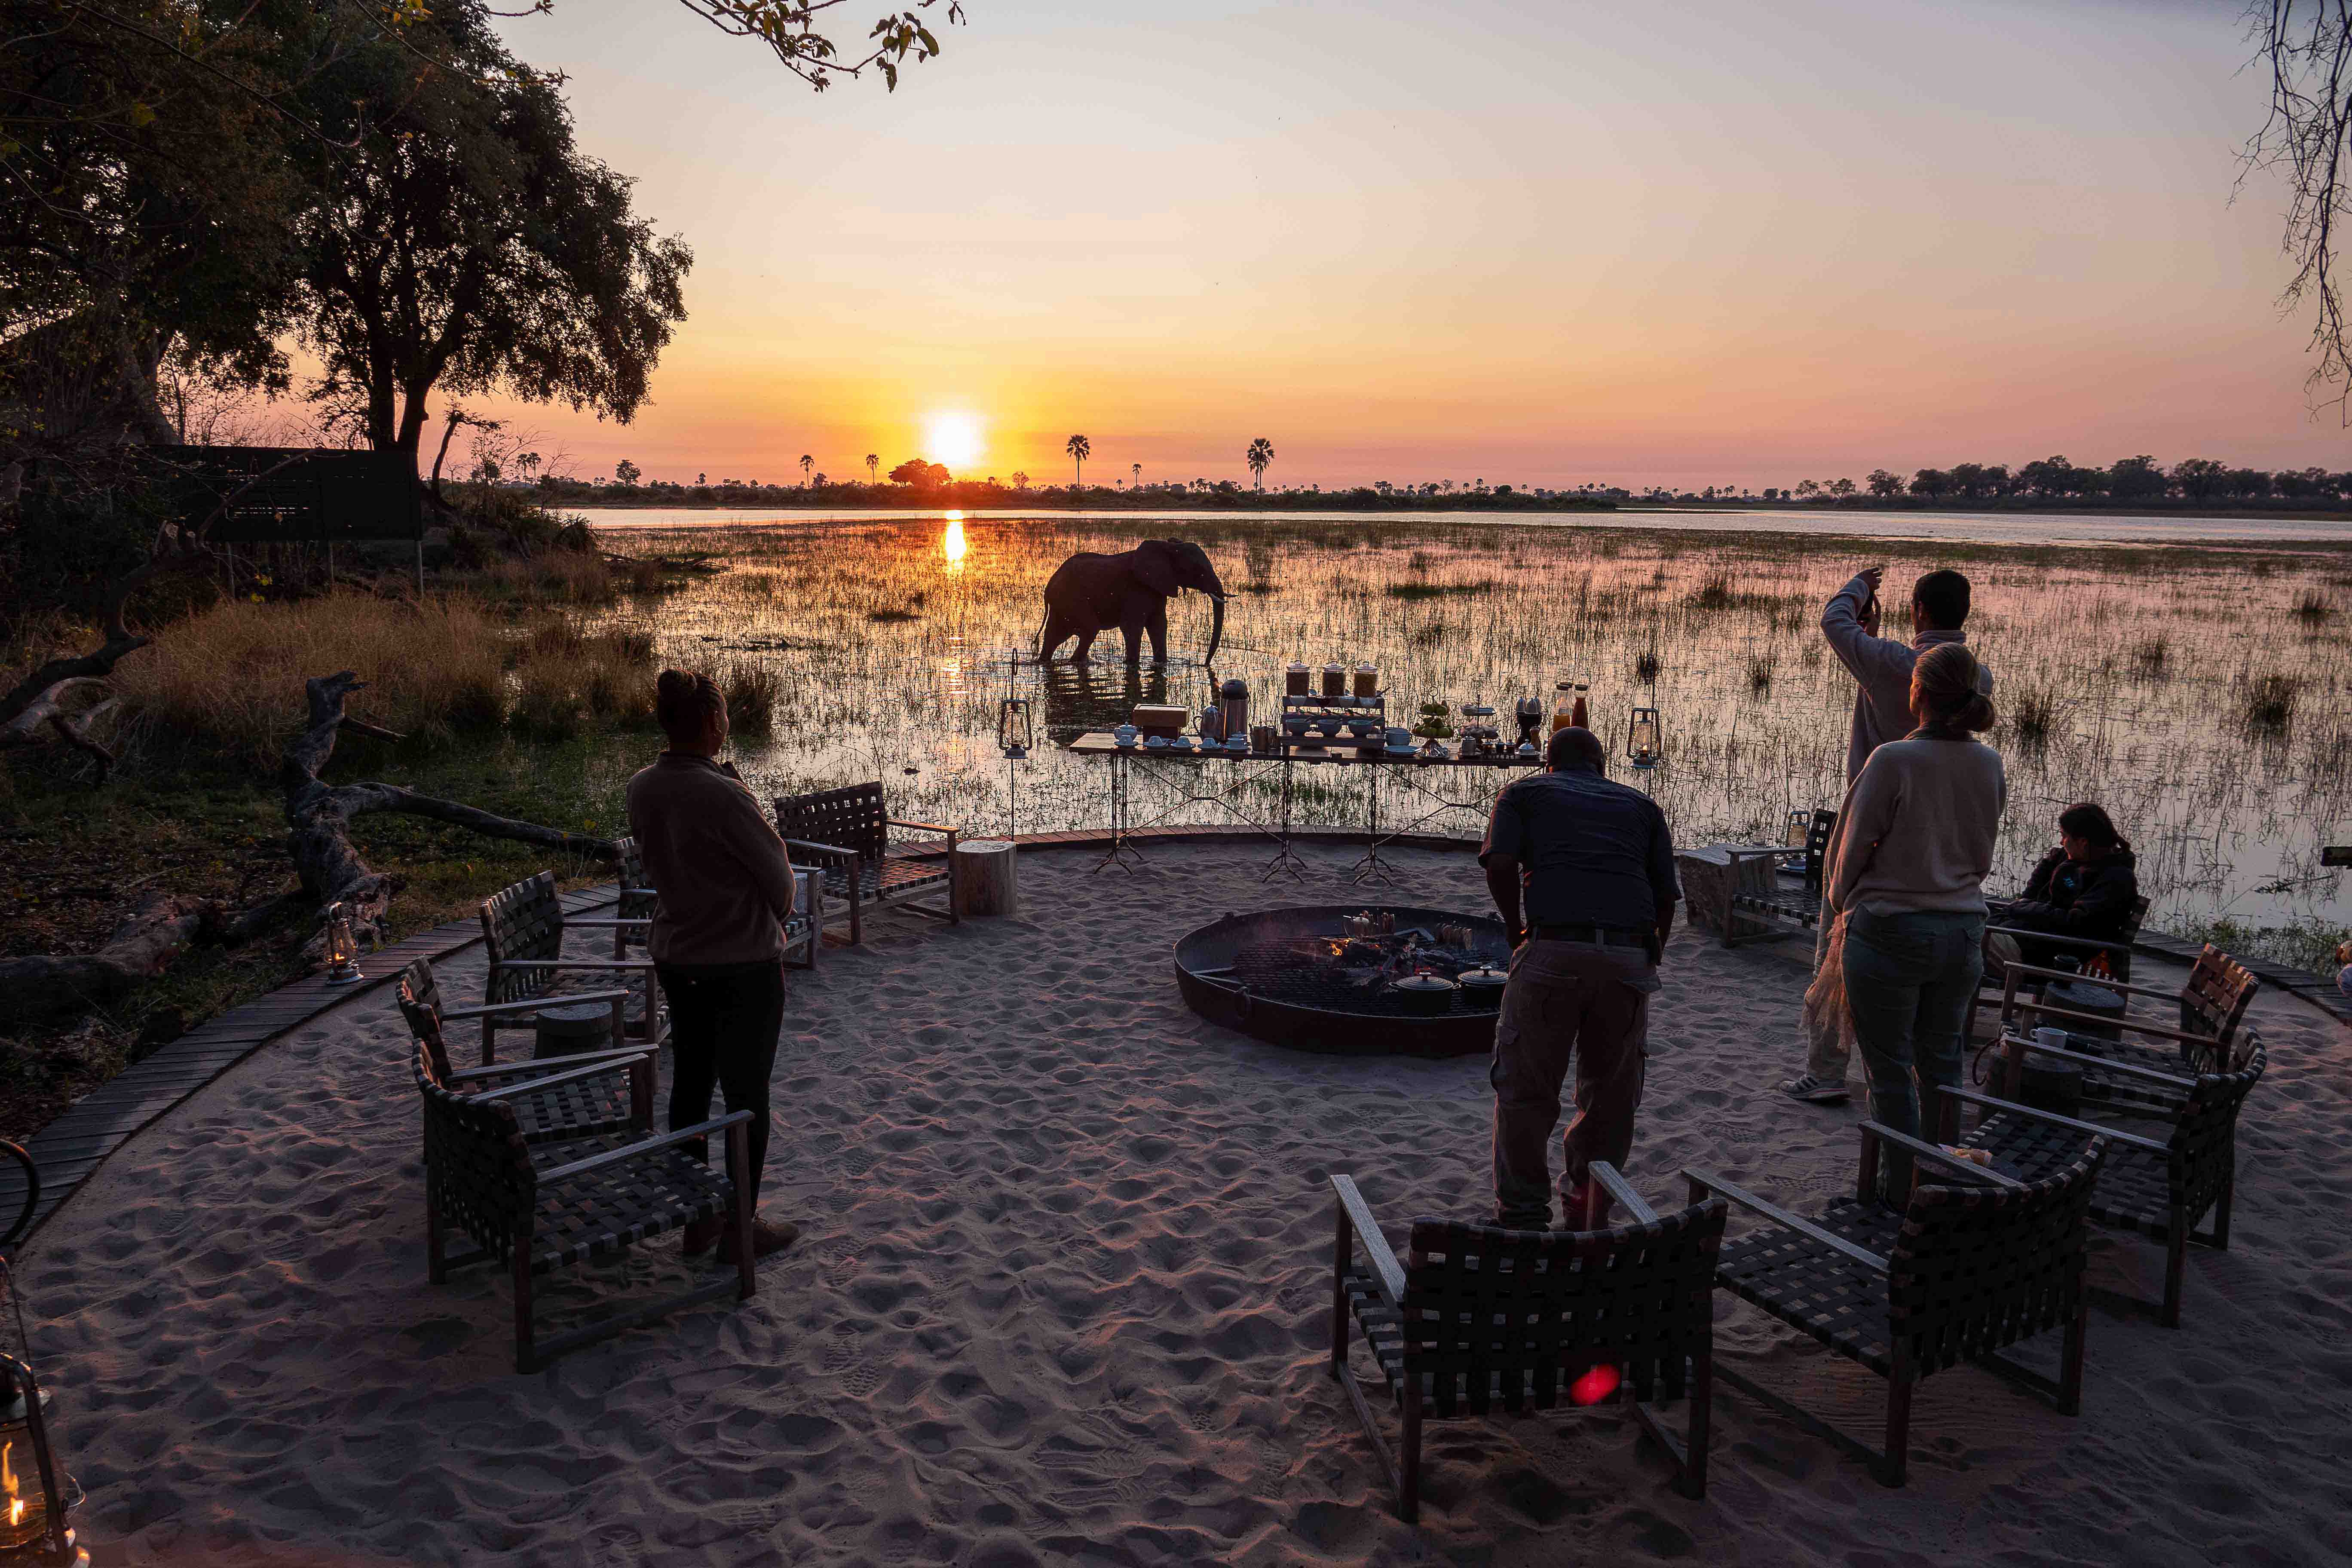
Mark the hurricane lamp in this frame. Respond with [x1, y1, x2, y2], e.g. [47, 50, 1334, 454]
[996, 698, 1033, 760]
[1626, 707, 1663, 770]
[323, 901, 363, 985]
[0, 1153, 86, 1568]
[1784, 807, 1813, 848]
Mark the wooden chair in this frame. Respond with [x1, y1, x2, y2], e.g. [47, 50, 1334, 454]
[397, 957, 652, 1151]
[1717, 808, 1835, 948]
[772, 781, 958, 946]
[606, 836, 823, 971]
[1991, 943, 2258, 1113]
[1688, 1119, 2104, 1487]
[1945, 1039, 2266, 1328]
[479, 872, 662, 1062]
[413, 1041, 756, 1373]
[1968, 894, 2150, 1046]
[1329, 1165, 1726, 1519]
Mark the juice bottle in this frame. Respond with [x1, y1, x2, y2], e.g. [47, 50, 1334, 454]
[1571, 683, 1589, 731]
[1552, 682, 1576, 734]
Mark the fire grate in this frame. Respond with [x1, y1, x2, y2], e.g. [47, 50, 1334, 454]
[1173, 905, 1514, 1057]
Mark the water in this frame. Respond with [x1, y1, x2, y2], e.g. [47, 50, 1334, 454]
[579, 511, 2352, 940]
[580, 504, 2352, 548]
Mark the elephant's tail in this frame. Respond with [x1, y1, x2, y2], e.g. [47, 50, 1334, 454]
[1034, 601, 1052, 659]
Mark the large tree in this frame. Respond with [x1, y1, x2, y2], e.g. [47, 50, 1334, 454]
[292, 3, 691, 460]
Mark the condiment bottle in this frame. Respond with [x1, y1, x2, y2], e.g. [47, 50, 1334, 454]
[1552, 682, 1576, 734]
[1572, 683, 1589, 730]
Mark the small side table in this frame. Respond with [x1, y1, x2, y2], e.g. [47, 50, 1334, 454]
[533, 999, 618, 1059]
[2040, 978, 2125, 1043]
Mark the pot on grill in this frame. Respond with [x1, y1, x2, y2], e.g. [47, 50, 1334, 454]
[1390, 972, 1459, 1016]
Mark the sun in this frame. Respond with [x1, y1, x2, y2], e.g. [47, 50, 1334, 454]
[924, 410, 984, 471]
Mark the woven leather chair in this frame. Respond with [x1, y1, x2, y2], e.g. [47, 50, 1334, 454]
[1966, 895, 2150, 1043]
[1716, 807, 1835, 948]
[413, 1041, 755, 1373]
[1945, 1039, 2266, 1328]
[397, 957, 651, 1151]
[606, 836, 822, 970]
[1329, 1166, 1726, 1519]
[1991, 944, 2259, 1115]
[1689, 1119, 2105, 1487]
[772, 781, 957, 946]
[479, 872, 661, 1060]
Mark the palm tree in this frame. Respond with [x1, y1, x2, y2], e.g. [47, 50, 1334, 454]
[1246, 437, 1274, 493]
[1131, 462, 1141, 487]
[865, 453, 879, 484]
[1066, 433, 1090, 485]
[800, 453, 814, 487]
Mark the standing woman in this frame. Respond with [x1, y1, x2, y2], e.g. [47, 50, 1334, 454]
[626, 669, 800, 1262]
[1822, 643, 2003, 1200]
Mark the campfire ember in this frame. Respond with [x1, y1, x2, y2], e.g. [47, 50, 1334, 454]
[1258, 926, 1489, 1000]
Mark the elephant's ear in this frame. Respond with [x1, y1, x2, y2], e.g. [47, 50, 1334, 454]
[1132, 539, 1181, 596]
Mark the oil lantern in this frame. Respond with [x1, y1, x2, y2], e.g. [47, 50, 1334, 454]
[1626, 707, 1663, 770]
[322, 901, 364, 985]
[1, 1144, 86, 1567]
[996, 697, 1033, 761]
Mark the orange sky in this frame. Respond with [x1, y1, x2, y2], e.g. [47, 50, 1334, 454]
[464, 0, 2346, 491]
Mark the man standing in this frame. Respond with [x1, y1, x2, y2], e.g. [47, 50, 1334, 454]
[1480, 726, 1677, 1231]
[1782, 565, 1982, 1105]
[627, 669, 802, 1263]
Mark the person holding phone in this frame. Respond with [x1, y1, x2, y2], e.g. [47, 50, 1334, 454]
[1782, 565, 1987, 1106]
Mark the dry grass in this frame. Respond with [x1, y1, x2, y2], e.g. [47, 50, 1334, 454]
[717, 657, 780, 733]
[2241, 673, 2300, 735]
[115, 593, 508, 762]
[2006, 680, 2058, 748]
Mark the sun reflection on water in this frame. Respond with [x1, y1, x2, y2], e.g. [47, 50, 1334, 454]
[942, 512, 968, 572]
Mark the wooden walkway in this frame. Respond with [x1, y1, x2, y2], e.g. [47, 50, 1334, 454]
[2136, 929, 2352, 1027]
[0, 887, 618, 1243]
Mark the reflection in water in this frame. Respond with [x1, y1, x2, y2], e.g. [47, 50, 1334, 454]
[597, 515, 2352, 936]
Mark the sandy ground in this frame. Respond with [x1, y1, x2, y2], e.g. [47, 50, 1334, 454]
[19, 840, 2352, 1567]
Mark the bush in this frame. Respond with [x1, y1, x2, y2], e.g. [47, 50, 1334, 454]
[717, 657, 779, 732]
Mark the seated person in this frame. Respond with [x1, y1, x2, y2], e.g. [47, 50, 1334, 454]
[1986, 803, 2138, 976]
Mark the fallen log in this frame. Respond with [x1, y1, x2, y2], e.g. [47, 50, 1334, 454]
[284, 671, 618, 952]
[0, 890, 222, 1020]
[1, 677, 120, 781]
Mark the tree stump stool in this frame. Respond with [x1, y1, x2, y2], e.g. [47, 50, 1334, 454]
[953, 839, 1019, 918]
[534, 999, 617, 1059]
[2042, 978, 2126, 1042]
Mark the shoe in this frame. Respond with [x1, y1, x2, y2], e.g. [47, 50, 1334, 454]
[681, 1216, 724, 1258]
[717, 1216, 801, 1265]
[1780, 1073, 1850, 1105]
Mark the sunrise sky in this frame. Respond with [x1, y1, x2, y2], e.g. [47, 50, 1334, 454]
[471, 0, 2343, 492]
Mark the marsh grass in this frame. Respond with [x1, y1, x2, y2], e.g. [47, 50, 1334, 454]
[2133, 637, 2169, 678]
[1746, 652, 1775, 694]
[2177, 915, 2350, 979]
[2294, 589, 2334, 625]
[2241, 673, 2300, 735]
[1387, 581, 1492, 600]
[718, 658, 781, 732]
[2006, 681, 2058, 748]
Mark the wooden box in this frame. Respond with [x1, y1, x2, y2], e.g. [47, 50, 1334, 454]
[1131, 704, 1189, 738]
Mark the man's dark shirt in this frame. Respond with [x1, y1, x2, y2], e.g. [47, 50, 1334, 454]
[1480, 765, 1677, 931]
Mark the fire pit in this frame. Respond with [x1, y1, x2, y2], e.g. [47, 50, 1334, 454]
[1173, 905, 1514, 1057]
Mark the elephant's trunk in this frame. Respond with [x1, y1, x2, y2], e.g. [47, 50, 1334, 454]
[1204, 592, 1225, 668]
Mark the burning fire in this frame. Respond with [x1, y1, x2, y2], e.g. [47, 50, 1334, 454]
[2, 1436, 19, 1527]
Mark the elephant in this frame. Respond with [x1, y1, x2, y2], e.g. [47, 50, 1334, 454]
[1036, 538, 1228, 666]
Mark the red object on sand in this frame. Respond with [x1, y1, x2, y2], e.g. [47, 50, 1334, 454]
[1570, 1363, 1621, 1406]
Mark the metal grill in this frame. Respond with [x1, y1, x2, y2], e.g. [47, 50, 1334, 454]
[1228, 936, 1500, 1015]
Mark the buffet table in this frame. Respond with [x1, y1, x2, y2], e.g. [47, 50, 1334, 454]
[1065, 733, 1540, 882]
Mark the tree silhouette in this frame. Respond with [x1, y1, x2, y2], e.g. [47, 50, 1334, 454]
[865, 453, 879, 483]
[1246, 437, 1274, 493]
[616, 458, 641, 486]
[1012, 471, 1029, 490]
[1131, 462, 1141, 487]
[800, 453, 814, 486]
[1066, 433, 1090, 484]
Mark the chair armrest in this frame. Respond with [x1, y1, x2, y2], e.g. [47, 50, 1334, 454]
[1680, 1167, 1889, 1274]
[1983, 928, 2132, 956]
[440, 988, 631, 1021]
[2009, 1003, 2217, 1048]
[887, 818, 957, 836]
[538, 1111, 754, 1184]
[566, 918, 650, 929]
[471, 1055, 641, 1103]
[1330, 1174, 1406, 1312]
[783, 839, 860, 864]
[491, 960, 656, 973]
[1588, 1161, 1660, 1223]
[2000, 963, 2177, 1001]
[1723, 846, 1797, 863]
[1859, 1121, 2021, 1188]
[1941, 1087, 2168, 1152]
[444, 1045, 651, 1084]
[2003, 1037, 2196, 1088]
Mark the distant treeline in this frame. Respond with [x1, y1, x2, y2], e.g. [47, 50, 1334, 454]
[530, 476, 1618, 513]
[1744, 456, 2352, 509]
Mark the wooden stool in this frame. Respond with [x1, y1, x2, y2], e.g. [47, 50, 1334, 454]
[953, 839, 1019, 918]
[534, 999, 617, 1059]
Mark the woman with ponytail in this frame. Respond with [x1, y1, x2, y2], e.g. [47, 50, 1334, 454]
[1821, 642, 2005, 1200]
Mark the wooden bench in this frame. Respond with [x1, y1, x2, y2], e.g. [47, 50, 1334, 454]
[773, 782, 958, 947]
[1716, 808, 1836, 948]
[1328, 1166, 1725, 1517]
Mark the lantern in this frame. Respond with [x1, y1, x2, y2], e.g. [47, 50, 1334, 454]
[996, 698, 1033, 761]
[1, 1144, 86, 1568]
[1784, 807, 1813, 848]
[1626, 707, 1662, 770]
[322, 900, 363, 985]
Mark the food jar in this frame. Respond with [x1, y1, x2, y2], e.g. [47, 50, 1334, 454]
[1353, 662, 1378, 699]
[1322, 662, 1347, 698]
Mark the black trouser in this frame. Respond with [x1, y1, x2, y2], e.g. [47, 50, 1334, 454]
[656, 960, 784, 1205]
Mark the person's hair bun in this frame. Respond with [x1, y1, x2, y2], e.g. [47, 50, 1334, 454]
[655, 668, 724, 742]
[1913, 644, 1996, 735]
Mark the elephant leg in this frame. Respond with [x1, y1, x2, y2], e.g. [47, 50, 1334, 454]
[1146, 604, 1169, 665]
[1121, 622, 1145, 665]
[1072, 630, 1096, 663]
